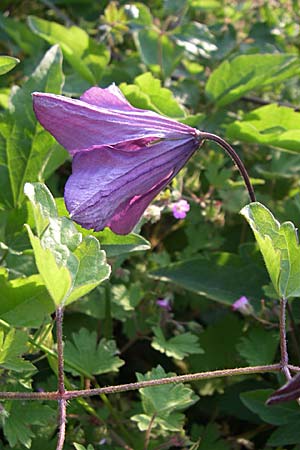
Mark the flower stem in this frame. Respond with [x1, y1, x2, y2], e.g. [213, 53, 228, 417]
[56, 307, 66, 450]
[199, 132, 256, 203]
[279, 297, 292, 381]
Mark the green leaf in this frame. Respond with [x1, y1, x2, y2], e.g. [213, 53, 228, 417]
[120, 72, 185, 118]
[94, 229, 151, 257]
[267, 422, 300, 446]
[134, 29, 183, 79]
[205, 54, 300, 107]
[2, 401, 55, 448]
[0, 267, 53, 327]
[56, 198, 151, 257]
[0, 327, 34, 372]
[241, 202, 300, 299]
[24, 182, 57, 237]
[189, 315, 243, 372]
[151, 326, 204, 359]
[0, 45, 64, 209]
[112, 282, 142, 311]
[25, 183, 111, 306]
[227, 104, 300, 153]
[131, 365, 198, 432]
[0, 56, 19, 75]
[0, 15, 44, 55]
[240, 389, 300, 426]
[196, 423, 230, 450]
[150, 252, 267, 306]
[28, 16, 110, 84]
[236, 326, 279, 365]
[64, 328, 124, 377]
[74, 444, 95, 450]
[174, 22, 217, 59]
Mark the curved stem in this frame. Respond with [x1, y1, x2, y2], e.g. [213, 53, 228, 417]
[199, 132, 256, 203]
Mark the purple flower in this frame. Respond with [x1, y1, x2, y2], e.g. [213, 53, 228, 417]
[171, 199, 190, 219]
[32, 85, 202, 234]
[156, 297, 172, 311]
[232, 296, 253, 315]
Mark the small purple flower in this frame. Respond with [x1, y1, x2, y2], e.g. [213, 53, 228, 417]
[232, 296, 253, 315]
[156, 297, 172, 311]
[32, 85, 202, 234]
[171, 199, 190, 219]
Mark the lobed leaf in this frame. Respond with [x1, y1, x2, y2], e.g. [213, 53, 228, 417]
[131, 365, 198, 432]
[236, 326, 279, 366]
[64, 328, 124, 377]
[2, 402, 55, 448]
[151, 326, 204, 360]
[0, 327, 34, 372]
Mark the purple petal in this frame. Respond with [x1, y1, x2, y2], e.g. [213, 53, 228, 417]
[80, 85, 134, 109]
[266, 373, 300, 405]
[32, 87, 198, 155]
[65, 137, 199, 234]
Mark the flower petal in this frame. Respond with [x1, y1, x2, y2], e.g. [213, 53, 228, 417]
[80, 85, 133, 109]
[64, 137, 200, 234]
[32, 88, 198, 155]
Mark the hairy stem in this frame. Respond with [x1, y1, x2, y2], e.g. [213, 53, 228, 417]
[280, 297, 292, 381]
[2, 363, 300, 401]
[144, 413, 157, 450]
[56, 307, 66, 450]
[200, 132, 256, 203]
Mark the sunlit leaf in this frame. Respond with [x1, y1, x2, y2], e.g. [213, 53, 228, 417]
[206, 54, 300, 107]
[241, 202, 300, 299]
[227, 104, 300, 153]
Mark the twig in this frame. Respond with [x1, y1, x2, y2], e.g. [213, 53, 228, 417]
[144, 413, 157, 450]
[39, 0, 74, 26]
[279, 298, 292, 381]
[0, 364, 284, 400]
[242, 95, 300, 112]
[199, 132, 256, 203]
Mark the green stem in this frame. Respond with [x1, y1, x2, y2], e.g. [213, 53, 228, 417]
[104, 283, 113, 339]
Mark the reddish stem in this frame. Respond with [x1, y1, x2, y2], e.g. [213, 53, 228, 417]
[199, 132, 256, 203]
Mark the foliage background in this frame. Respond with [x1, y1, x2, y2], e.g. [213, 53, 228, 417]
[0, 0, 300, 449]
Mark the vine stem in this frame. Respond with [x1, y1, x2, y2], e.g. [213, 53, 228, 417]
[279, 297, 292, 381]
[56, 307, 66, 450]
[0, 363, 293, 401]
[199, 132, 256, 203]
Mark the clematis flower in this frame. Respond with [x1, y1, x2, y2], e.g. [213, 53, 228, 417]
[33, 85, 202, 234]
